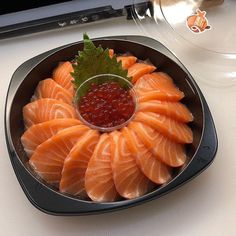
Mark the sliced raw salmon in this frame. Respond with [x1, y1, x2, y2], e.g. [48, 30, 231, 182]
[23, 98, 77, 128]
[134, 112, 193, 143]
[137, 90, 183, 103]
[29, 125, 89, 184]
[138, 100, 193, 123]
[52, 61, 75, 94]
[135, 72, 180, 91]
[129, 122, 187, 167]
[85, 133, 119, 202]
[117, 56, 137, 69]
[31, 78, 73, 104]
[110, 131, 150, 199]
[109, 49, 114, 58]
[21, 118, 81, 157]
[134, 72, 184, 102]
[122, 127, 171, 184]
[128, 63, 156, 83]
[59, 130, 100, 197]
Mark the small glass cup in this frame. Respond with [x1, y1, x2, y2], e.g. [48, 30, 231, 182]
[74, 74, 138, 132]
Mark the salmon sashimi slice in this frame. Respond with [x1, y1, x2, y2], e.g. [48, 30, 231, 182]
[59, 130, 100, 197]
[134, 112, 193, 144]
[137, 90, 184, 103]
[23, 98, 77, 128]
[21, 118, 81, 157]
[109, 49, 114, 58]
[122, 127, 171, 184]
[134, 72, 184, 102]
[52, 61, 75, 94]
[110, 131, 150, 199]
[138, 100, 193, 123]
[128, 63, 156, 83]
[117, 56, 137, 69]
[85, 133, 119, 202]
[129, 122, 187, 167]
[135, 72, 181, 91]
[29, 125, 89, 184]
[31, 78, 73, 105]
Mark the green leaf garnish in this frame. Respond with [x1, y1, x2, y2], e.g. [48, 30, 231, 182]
[71, 33, 130, 90]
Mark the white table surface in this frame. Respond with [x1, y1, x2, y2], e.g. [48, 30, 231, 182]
[1, 17, 236, 236]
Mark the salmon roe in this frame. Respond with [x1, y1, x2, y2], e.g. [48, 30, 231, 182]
[78, 82, 135, 128]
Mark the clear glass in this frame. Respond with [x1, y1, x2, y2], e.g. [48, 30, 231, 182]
[131, 0, 236, 87]
[132, 0, 236, 54]
[74, 74, 138, 132]
[159, 0, 236, 54]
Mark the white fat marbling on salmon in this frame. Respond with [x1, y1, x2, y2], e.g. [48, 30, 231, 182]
[31, 78, 73, 104]
[122, 127, 171, 184]
[59, 130, 99, 197]
[23, 98, 77, 128]
[134, 112, 193, 143]
[52, 61, 75, 94]
[110, 131, 150, 199]
[134, 72, 184, 102]
[129, 122, 186, 167]
[85, 134, 119, 202]
[29, 125, 89, 184]
[138, 100, 193, 122]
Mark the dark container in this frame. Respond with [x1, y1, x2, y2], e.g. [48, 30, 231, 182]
[4, 35, 217, 215]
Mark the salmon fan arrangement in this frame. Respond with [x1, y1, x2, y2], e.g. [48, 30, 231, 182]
[21, 34, 193, 202]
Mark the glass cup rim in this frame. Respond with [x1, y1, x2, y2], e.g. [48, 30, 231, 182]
[74, 73, 138, 132]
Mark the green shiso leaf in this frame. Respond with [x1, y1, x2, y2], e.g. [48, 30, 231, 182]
[71, 33, 130, 91]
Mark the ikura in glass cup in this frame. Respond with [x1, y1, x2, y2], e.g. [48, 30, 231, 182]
[75, 74, 138, 132]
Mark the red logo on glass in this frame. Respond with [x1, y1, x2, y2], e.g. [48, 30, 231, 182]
[186, 9, 211, 33]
